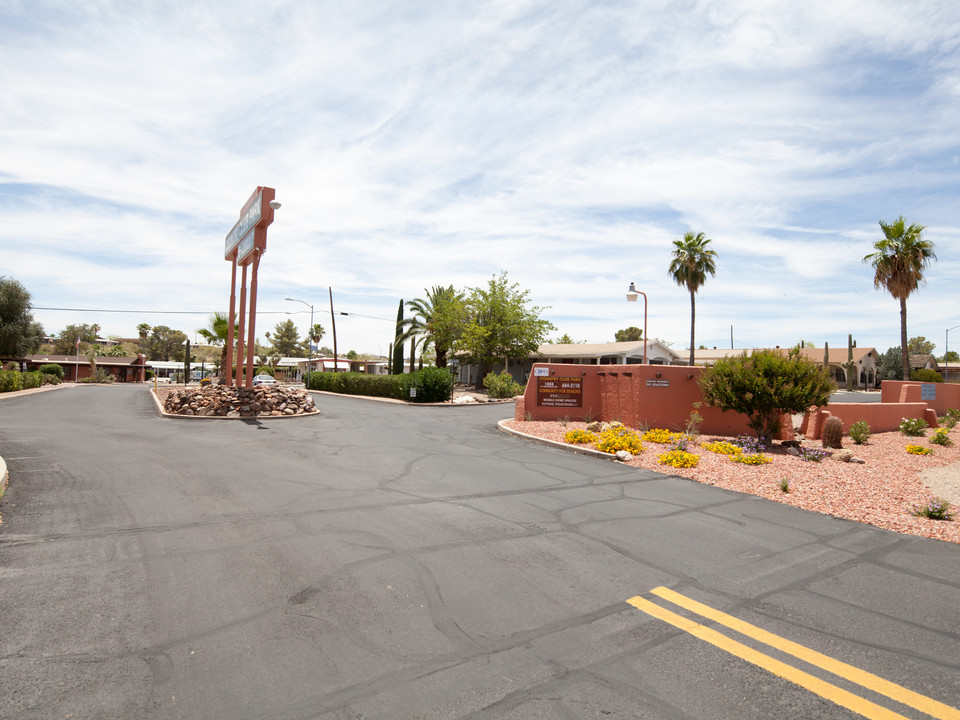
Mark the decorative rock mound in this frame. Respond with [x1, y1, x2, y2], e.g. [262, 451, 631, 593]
[163, 385, 317, 418]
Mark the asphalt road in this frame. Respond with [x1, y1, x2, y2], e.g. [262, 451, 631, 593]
[1, 384, 958, 719]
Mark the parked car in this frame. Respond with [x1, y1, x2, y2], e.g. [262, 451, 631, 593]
[252, 374, 277, 386]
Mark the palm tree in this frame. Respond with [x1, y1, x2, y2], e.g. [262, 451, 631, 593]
[863, 216, 936, 380]
[198, 312, 236, 382]
[668, 231, 717, 366]
[402, 285, 465, 368]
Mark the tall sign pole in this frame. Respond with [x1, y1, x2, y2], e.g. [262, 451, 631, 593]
[223, 186, 277, 388]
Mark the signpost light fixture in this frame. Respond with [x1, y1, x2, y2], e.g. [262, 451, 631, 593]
[625, 282, 648, 365]
[286, 297, 314, 385]
[947, 325, 960, 384]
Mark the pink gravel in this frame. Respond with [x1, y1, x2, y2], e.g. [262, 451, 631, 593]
[502, 420, 960, 544]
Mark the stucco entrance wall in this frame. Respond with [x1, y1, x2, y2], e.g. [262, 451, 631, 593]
[880, 381, 960, 416]
[515, 363, 780, 438]
[801, 380, 957, 440]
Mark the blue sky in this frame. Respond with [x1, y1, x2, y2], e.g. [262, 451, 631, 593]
[3, 1, 959, 357]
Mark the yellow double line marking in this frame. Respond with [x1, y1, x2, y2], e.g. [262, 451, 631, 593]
[627, 587, 960, 720]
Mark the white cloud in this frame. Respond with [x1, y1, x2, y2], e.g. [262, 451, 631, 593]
[2, 0, 958, 357]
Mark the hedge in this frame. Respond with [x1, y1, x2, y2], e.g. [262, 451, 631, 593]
[306, 367, 454, 403]
[0, 370, 24, 393]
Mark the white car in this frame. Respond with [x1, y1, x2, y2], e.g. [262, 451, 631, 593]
[252, 374, 277, 386]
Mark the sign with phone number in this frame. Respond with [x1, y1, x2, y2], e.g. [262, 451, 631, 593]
[536, 376, 583, 407]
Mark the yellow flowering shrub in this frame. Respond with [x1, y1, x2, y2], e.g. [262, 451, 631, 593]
[731, 453, 772, 465]
[642, 428, 674, 444]
[597, 426, 644, 454]
[906, 444, 933, 456]
[564, 429, 597, 445]
[703, 441, 742, 457]
[658, 450, 699, 468]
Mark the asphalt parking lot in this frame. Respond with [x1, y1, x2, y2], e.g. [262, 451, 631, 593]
[1, 384, 958, 719]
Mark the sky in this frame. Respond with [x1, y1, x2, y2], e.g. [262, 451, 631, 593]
[2, 0, 959, 358]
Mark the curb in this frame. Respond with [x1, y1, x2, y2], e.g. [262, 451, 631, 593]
[150, 387, 320, 420]
[496, 419, 619, 461]
[0, 453, 7, 497]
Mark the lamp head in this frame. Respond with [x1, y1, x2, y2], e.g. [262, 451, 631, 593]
[626, 282, 639, 302]
[269, 200, 281, 210]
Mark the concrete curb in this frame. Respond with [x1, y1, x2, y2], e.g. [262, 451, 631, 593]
[496, 419, 619, 461]
[0, 453, 7, 497]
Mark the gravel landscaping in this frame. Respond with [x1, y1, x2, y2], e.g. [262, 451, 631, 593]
[502, 419, 960, 544]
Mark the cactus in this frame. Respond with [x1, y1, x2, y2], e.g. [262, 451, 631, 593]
[822, 416, 843, 449]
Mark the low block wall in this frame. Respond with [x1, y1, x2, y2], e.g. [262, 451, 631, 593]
[880, 381, 960, 415]
[517, 363, 788, 439]
[802, 403, 937, 440]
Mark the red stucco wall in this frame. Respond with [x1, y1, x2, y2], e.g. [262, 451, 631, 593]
[517, 363, 782, 438]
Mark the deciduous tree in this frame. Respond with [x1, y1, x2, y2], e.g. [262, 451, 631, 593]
[698, 348, 835, 444]
[0, 277, 44, 356]
[456, 272, 555, 389]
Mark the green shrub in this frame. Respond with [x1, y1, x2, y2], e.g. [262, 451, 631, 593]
[41, 373, 62, 386]
[38, 363, 64, 379]
[0, 370, 24, 393]
[483, 370, 522, 399]
[697, 348, 835, 445]
[910, 368, 943, 383]
[308, 371, 406, 400]
[255, 366, 275, 377]
[912, 497, 953, 521]
[22, 371, 43, 389]
[899, 417, 928, 437]
[849, 420, 871, 445]
[930, 428, 953, 447]
[941, 408, 960, 429]
[145, 370, 154, 380]
[402, 366, 454, 403]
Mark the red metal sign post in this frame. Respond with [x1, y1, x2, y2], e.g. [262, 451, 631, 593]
[224, 186, 276, 388]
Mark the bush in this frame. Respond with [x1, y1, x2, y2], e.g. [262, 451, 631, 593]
[658, 450, 699, 468]
[912, 497, 953, 521]
[911, 368, 943, 383]
[899, 417, 928, 437]
[41, 373, 62, 386]
[642, 428, 676, 444]
[703, 441, 741, 457]
[930, 428, 953, 447]
[483, 370, 522, 399]
[905, 444, 933, 456]
[38, 363, 64, 379]
[145, 370, 154, 380]
[596, 426, 644, 454]
[200, 377, 212, 387]
[564, 429, 597, 444]
[22, 371, 43, 389]
[731, 453, 772, 465]
[798, 447, 829, 462]
[698, 348, 835, 445]
[0, 370, 23, 393]
[402, 366, 454, 403]
[941, 408, 960, 429]
[849, 420, 871, 445]
[255, 366, 275, 377]
[308, 371, 407, 400]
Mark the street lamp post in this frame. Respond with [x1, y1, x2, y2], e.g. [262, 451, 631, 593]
[947, 325, 960, 384]
[285, 297, 314, 386]
[625, 282, 648, 365]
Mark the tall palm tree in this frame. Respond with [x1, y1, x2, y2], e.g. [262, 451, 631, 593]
[401, 285, 465, 368]
[863, 216, 936, 380]
[668, 231, 717, 366]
